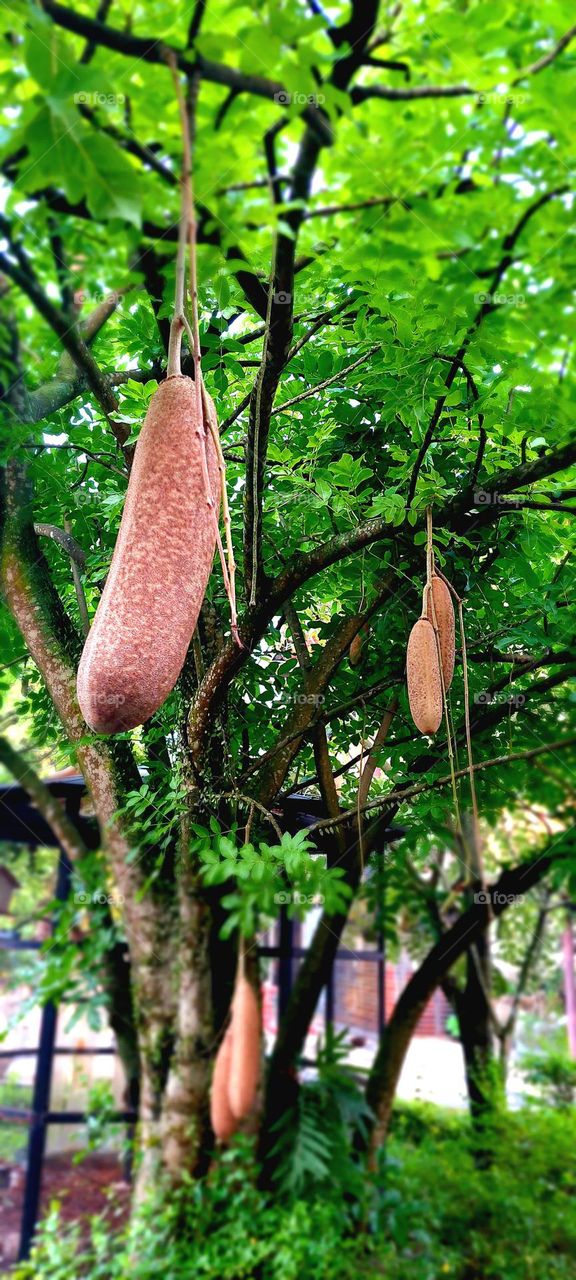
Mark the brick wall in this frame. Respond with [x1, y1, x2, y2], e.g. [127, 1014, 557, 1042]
[333, 953, 450, 1038]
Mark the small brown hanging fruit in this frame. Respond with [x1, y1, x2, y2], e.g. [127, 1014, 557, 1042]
[349, 633, 363, 668]
[77, 376, 219, 733]
[427, 574, 455, 691]
[406, 614, 443, 735]
[210, 1027, 238, 1143]
[229, 974, 261, 1120]
[349, 623, 369, 668]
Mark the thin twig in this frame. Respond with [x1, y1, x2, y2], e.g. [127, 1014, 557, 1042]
[222, 792, 283, 842]
[33, 522, 86, 567]
[202, 381, 241, 644]
[306, 736, 576, 835]
[271, 346, 378, 414]
[64, 518, 90, 637]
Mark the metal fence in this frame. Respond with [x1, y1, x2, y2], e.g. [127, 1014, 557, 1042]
[0, 776, 391, 1262]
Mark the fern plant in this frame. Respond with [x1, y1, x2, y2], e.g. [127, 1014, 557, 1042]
[269, 1027, 373, 1214]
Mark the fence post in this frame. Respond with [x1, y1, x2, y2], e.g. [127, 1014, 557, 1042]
[277, 906, 294, 1020]
[18, 852, 72, 1261]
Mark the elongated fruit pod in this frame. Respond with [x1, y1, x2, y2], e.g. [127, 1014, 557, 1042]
[210, 1027, 238, 1143]
[349, 633, 363, 668]
[427, 574, 455, 691]
[406, 616, 443, 735]
[77, 376, 219, 733]
[349, 623, 369, 668]
[229, 974, 261, 1121]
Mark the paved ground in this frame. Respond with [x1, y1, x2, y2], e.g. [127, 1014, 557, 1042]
[347, 1034, 527, 1108]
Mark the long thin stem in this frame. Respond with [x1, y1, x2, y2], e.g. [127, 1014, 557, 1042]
[433, 562, 489, 904]
[426, 504, 434, 587]
[357, 724, 366, 873]
[428, 576, 462, 836]
[166, 193, 187, 378]
[202, 382, 241, 644]
[170, 62, 213, 495]
[64, 517, 90, 637]
[170, 54, 240, 641]
[458, 597, 489, 916]
[425, 508, 463, 854]
[179, 311, 215, 515]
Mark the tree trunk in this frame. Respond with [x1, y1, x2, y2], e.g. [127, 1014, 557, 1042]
[563, 915, 576, 1058]
[363, 853, 554, 1156]
[454, 935, 495, 1127]
[158, 872, 215, 1182]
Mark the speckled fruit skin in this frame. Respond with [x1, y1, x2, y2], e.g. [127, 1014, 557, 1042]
[349, 632, 363, 667]
[407, 616, 443, 735]
[77, 376, 219, 733]
[210, 1028, 238, 1142]
[427, 574, 455, 691]
[229, 976, 260, 1120]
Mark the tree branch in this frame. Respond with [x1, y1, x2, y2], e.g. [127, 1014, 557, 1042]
[33, 523, 86, 568]
[512, 23, 576, 83]
[363, 836, 572, 1148]
[255, 578, 395, 809]
[188, 427, 576, 775]
[241, 0, 381, 605]
[352, 83, 475, 104]
[243, 128, 322, 604]
[501, 890, 551, 1038]
[271, 346, 378, 414]
[407, 186, 569, 504]
[0, 225, 117, 418]
[40, 0, 332, 144]
[306, 734, 576, 836]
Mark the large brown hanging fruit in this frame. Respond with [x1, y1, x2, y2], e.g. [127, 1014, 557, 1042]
[406, 606, 443, 736]
[77, 377, 219, 732]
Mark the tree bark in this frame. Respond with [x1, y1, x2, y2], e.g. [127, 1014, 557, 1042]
[563, 915, 576, 1058]
[362, 850, 555, 1155]
[1, 458, 180, 1196]
[454, 936, 495, 1129]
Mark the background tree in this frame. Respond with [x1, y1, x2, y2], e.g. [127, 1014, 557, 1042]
[1, 0, 576, 1209]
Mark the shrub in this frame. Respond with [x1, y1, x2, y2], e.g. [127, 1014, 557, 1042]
[522, 1047, 576, 1107]
[13, 1108, 576, 1280]
[14, 1139, 362, 1280]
